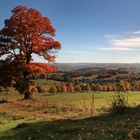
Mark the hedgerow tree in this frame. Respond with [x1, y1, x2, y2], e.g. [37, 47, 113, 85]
[0, 6, 61, 99]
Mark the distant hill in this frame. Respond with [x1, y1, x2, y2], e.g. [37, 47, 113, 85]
[53, 63, 140, 72]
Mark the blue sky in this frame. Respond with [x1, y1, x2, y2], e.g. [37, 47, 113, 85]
[1, 0, 140, 63]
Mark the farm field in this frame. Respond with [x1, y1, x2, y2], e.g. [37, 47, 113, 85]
[1, 1, 140, 140]
[1, 92, 140, 139]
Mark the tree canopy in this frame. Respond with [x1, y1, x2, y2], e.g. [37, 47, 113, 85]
[0, 6, 61, 99]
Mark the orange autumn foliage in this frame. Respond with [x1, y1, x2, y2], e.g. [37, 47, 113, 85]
[0, 5, 61, 66]
[0, 6, 61, 98]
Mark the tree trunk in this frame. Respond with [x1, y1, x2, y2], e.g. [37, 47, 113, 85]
[23, 71, 34, 100]
[24, 91, 34, 100]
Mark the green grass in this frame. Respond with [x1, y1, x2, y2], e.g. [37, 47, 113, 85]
[1, 92, 140, 139]
[1, 91, 140, 109]
[1, 109, 140, 140]
[37, 79, 60, 86]
[42, 91, 140, 107]
[0, 113, 28, 132]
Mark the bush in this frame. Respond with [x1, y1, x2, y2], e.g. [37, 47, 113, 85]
[49, 86, 57, 94]
[56, 85, 63, 93]
[67, 83, 74, 93]
[75, 85, 81, 92]
[28, 85, 38, 94]
[36, 86, 46, 93]
[61, 84, 67, 93]
[109, 93, 129, 114]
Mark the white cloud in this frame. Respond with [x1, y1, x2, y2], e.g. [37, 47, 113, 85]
[110, 37, 140, 47]
[100, 47, 135, 51]
[101, 33, 140, 52]
[133, 30, 140, 34]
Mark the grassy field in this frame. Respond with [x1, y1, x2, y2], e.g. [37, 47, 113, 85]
[1, 92, 140, 139]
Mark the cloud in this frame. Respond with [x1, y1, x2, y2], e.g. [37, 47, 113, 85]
[133, 30, 140, 34]
[100, 47, 135, 51]
[110, 37, 140, 47]
[101, 33, 140, 52]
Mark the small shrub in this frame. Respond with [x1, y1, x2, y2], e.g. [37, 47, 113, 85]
[29, 85, 38, 93]
[36, 86, 46, 93]
[56, 85, 63, 93]
[61, 83, 67, 93]
[49, 86, 57, 94]
[75, 85, 82, 92]
[109, 93, 129, 114]
[67, 83, 74, 93]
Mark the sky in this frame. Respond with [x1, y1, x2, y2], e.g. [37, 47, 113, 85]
[1, 0, 140, 63]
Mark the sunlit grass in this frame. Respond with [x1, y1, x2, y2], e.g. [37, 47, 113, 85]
[42, 91, 140, 107]
[1, 91, 140, 139]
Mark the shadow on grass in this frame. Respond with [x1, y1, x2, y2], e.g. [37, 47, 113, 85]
[1, 105, 140, 140]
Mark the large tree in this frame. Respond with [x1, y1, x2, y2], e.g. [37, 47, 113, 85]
[0, 6, 61, 99]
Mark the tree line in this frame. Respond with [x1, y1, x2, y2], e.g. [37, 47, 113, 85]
[47, 80, 140, 94]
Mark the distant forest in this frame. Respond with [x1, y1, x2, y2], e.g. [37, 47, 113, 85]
[29, 65, 140, 94]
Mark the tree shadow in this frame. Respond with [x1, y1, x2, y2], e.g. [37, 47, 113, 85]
[1, 105, 140, 140]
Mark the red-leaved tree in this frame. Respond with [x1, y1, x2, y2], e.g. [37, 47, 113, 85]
[0, 6, 61, 99]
